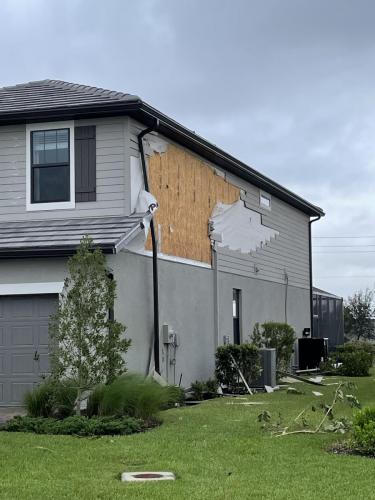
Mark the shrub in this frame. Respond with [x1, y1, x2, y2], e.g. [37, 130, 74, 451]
[352, 407, 375, 455]
[252, 322, 295, 371]
[190, 379, 218, 400]
[0, 415, 144, 436]
[87, 373, 182, 421]
[336, 343, 373, 377]
[215, 344, 261, 392]
[24, 378, 77, 419]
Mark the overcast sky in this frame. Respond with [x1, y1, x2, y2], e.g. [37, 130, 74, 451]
[1, 0, 374, 299]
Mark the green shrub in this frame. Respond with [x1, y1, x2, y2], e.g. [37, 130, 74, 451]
[336, 343, 373, 377]
[24, 378, 77, 418]
[352, 407, 375, 455]
[252, 322, 295, 371]
[0, 415, 144, 436]
[215, 344, 261, 392]
[191, 379, 218, 400]
[87, 373, 181, 421]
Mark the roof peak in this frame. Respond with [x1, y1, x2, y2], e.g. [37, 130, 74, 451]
[0, 79, 140, 108]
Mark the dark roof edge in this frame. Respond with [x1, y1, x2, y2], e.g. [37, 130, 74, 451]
[0, 98, 324, 217]
[0, 244, 115, 259]
[136, 103, 324, 217]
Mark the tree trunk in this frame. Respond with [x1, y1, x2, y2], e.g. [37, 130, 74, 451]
[76, 386, 82, 416]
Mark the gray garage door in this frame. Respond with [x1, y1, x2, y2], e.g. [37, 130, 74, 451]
[0, 295, 58, 406]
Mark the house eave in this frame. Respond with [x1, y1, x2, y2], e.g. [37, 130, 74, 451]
[0, 100, 324, 218]
[0, 244, 116, 259]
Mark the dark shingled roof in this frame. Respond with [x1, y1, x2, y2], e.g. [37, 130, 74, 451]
[0, 214, 145, 258]
[0, 79, 139, 114]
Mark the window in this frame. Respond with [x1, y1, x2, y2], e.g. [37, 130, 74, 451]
[233, 289, 241, 345]
[26, 122, 75, 211]
[31, 129, 70, 203]
[260, 191, 271, 209]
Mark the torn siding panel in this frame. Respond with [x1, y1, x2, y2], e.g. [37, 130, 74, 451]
[128, 118, 311, 288]
[146, 143, 240, 263]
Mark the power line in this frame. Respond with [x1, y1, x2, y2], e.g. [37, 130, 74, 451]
[313, 245, 375, 248]
[316, 276, 375, 279]
[313, 236, 375, 239]
[314, 250, 375, 254]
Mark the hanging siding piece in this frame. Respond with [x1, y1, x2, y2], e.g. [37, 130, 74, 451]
[209, 200, 279, 254]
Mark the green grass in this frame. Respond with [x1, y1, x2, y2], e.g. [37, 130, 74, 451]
[1, 374, 375, 500]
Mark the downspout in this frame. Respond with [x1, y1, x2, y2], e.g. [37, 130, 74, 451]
[137, 121, 161, 375]
[309, 215, 321, 337]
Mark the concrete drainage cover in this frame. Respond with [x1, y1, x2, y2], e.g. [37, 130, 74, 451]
[121, 471, 175, 482]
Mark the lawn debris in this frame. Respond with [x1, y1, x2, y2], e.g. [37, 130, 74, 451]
[287, 387, 304, 395]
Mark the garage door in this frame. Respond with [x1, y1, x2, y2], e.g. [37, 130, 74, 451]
[0, 295, 58, 406]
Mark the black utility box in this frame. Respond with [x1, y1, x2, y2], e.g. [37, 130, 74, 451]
[298, 338, 327, 370]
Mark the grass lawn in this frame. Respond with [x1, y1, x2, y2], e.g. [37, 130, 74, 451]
[1, 374, 375, 500]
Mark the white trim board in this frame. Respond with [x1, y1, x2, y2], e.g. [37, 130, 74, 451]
[0, 282, 64, 296]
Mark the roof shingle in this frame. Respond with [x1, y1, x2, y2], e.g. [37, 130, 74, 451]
[0, 213, 145, 258]
[0, 79, 139, 115]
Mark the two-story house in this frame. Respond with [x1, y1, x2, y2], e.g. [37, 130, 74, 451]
[0, 80, 324, 406]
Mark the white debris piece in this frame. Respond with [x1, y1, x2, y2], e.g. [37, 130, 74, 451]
[265, 385, 274, 393]
[312, 391, 323, 397]
[308, 376, 323, 384]
[210, 200, 278, 254]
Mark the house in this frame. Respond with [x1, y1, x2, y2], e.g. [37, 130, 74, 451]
[312, 287, 344, 349]
[0, 80, 324, 405]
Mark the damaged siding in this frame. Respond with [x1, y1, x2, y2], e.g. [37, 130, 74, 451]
[130, 118, 311, 289]
[0, 117, 129, 221]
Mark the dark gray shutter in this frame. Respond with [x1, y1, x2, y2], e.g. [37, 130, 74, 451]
[75, 126, 96, 202]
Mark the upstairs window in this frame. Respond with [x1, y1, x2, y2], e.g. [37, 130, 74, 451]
[260, 191, 271, 210]
[26, 122, 75, 211]
[31, 129, 70, 203]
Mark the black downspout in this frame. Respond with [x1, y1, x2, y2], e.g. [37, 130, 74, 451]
[309, 215, 321, 337]
[138, 122, 161, 375]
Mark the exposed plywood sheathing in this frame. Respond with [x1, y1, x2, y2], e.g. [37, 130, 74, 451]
[146, 144, 240, 263]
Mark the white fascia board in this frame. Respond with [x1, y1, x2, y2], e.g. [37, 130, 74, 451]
[0, 282, 64, 296]
[26, 121, 75, 211]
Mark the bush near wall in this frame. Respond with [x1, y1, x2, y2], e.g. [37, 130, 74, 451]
[352, 407, 375, 455]
[336, 342, 373, 377]
[24, 378, 77, 419]
[215, 344, 261, 392]
[0, 415, 144, 436]
[253, 322, 295, 372]
[4, 373, 183, 436]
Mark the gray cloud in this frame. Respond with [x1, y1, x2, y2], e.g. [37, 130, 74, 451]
[1, 0, 375, 298]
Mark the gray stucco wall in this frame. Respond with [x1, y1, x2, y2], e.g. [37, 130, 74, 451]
[217, 270, 310, 344]
[0, 249, 309, 386]
[108, 251, 216, 387]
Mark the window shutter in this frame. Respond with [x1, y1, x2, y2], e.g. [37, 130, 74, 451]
[75, 126, 96, 202]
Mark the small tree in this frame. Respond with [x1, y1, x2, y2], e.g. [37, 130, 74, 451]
[49, 236, 131, 413]
[344, 289, 375, 341]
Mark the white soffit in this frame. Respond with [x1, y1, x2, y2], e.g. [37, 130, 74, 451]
[0, 282, 64, 296]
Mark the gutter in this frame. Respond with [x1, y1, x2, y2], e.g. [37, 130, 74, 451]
[137, 122, 161, 375]
[309, 215, 321, 336]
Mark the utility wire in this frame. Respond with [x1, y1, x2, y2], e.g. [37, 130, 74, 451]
[313, 236, 375, 239]
[314, 250, 375, 254]
[313, 244, 375, 248]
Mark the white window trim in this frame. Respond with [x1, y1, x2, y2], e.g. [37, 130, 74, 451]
[26, 121, 75, 211]
[0, 282, 64, 296]
[259, 190, 272, 210]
